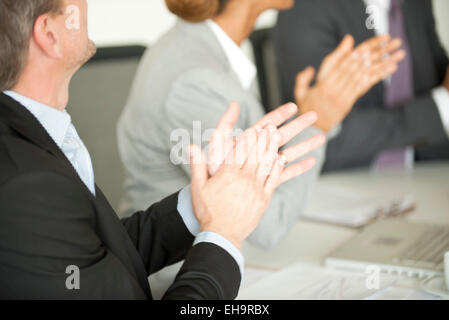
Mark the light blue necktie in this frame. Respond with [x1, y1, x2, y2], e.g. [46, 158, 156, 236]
[62, 124, 96, 195]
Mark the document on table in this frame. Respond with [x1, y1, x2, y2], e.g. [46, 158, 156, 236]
[301, 186, 415, 228]
[237, 263, 436, 300]
[241, 267, 276, 288]
[364, 286, 440, 300]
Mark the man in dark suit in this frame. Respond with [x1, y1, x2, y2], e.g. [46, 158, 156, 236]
[275, 0, 449, 171]
[0, 0, 324, 299]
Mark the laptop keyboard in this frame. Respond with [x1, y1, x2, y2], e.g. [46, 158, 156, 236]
[397, 227, 449, 270]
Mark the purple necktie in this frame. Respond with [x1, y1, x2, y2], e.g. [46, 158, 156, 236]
[385, 0, 414, 106]
[373, 0, 414, 170]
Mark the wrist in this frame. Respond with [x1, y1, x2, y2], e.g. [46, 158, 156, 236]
[297, 103, 332, 133]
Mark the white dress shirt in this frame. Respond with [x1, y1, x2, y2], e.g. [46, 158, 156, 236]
[364, 0, 449, 138]
[206, 19, 257, 90]
[3, 90, 244, 276]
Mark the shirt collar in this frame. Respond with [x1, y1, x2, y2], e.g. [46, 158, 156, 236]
[3, 91, 71, 148]
[206, 19, 257, 90]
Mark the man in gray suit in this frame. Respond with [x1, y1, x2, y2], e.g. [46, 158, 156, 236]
[118, 0, 402, 248]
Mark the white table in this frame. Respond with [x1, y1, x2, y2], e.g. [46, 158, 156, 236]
[239, 162, 449, 298]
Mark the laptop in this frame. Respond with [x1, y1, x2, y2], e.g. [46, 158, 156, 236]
[325, 219, 449, 278]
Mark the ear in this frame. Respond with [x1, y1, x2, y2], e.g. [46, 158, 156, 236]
[32, 14, 63, 59]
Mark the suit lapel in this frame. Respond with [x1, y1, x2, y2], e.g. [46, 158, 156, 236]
[0, 93, 71, 164]
[341, 0, 376, 44]
[0, 93, 97, 201]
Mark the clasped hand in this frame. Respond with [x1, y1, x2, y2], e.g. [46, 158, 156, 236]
[296, 34, 406, 132]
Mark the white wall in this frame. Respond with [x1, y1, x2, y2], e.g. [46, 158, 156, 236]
[88, 0, 289, 46]
[87, 0, 174, 46]
[88, 0, 449, 52]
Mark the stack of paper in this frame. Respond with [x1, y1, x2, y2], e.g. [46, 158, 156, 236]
[364, 286, 439, 300]
[238, 263, 437, 300]
[302, 187, 415, 228]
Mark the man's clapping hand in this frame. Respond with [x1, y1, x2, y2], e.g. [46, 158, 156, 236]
[189, 102, 325, 250]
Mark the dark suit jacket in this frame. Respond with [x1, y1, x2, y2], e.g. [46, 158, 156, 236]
[275, 0, 449, 171]
[0, 93, 240, 300]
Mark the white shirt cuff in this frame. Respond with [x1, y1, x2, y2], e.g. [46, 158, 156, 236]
[177, 186, 201, 235]
[432, 86, 449, 139]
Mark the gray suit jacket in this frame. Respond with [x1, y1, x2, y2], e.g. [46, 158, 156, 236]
[118, 20, 326, 249]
